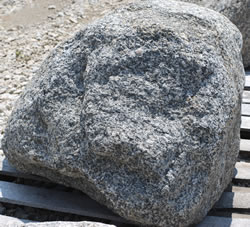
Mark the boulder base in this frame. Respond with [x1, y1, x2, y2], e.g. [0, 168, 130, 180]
[2, 0, 245, 226]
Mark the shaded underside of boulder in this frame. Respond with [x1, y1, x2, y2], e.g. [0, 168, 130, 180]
[181, 0, 250, 68]
[2, 0, 245, 226]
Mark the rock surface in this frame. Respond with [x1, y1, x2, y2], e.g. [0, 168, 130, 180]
[181, 0, 250, 68]
[2, 0, 245, 226]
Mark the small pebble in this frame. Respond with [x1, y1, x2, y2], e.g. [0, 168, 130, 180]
[57, 12, 64, 17]
[0, 87, 8, 94]
[69, 17, 77, 24]
[48, 5, 56, 10]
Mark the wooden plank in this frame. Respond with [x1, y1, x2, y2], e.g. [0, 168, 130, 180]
[245, 76, 250, 91]
[207, 210, 250, 220]
[239, 139, 250, 159]
[241, 116, 250, 132]
[225, 186, 250, 193]
[234, 162, 250, 180]
[197, 216, 250, 227]
[242, 104, 250, 116]
[243, 91, 250, 103]
[0, 158, 249, 184]
[208, 212, 250, 219]
[0, 151, 249, 225]
[240, 139, 250, 152]
[0, 180, 127, 223]
[230, 186, 250, 193]
[228, 213, 250, 219]
[0, 155, 48, 182]
[214, 191, 250, 209]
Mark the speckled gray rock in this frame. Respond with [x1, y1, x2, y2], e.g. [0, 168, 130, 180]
[180, 0, 250, 68]
[2, 0, 245, 226]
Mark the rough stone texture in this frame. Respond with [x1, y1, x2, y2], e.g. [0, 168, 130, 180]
[2, 0, 245, 226]
[180, 0, 250, 68]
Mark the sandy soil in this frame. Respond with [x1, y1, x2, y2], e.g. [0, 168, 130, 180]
[0, 0, 134, 149]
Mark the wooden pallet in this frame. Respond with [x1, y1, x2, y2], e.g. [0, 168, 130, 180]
[0, 154, 128, 224]
[0, 71, 250, 226]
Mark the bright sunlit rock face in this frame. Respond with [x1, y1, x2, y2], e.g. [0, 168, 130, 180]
[182, 0, 250, 68]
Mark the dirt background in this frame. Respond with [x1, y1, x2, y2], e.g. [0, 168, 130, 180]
[0, 0, 134, 151]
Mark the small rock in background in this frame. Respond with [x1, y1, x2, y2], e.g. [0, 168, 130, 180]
[48, 5, 56, 10]
[0, 87, 8, 94]
[69, 17, 77, 23]
[181, 0, 250, 68]
[57, 12, 64, 17]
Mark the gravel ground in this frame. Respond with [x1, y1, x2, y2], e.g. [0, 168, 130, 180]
[0, 0, 134, 150]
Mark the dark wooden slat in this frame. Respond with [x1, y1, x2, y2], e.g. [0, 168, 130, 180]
[0, 180, 126, 223]
[0, 157, 248, 185]
[0, 145, 250, 225]
[197, 216, 250, 227]
[0, 155, 48, 182]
